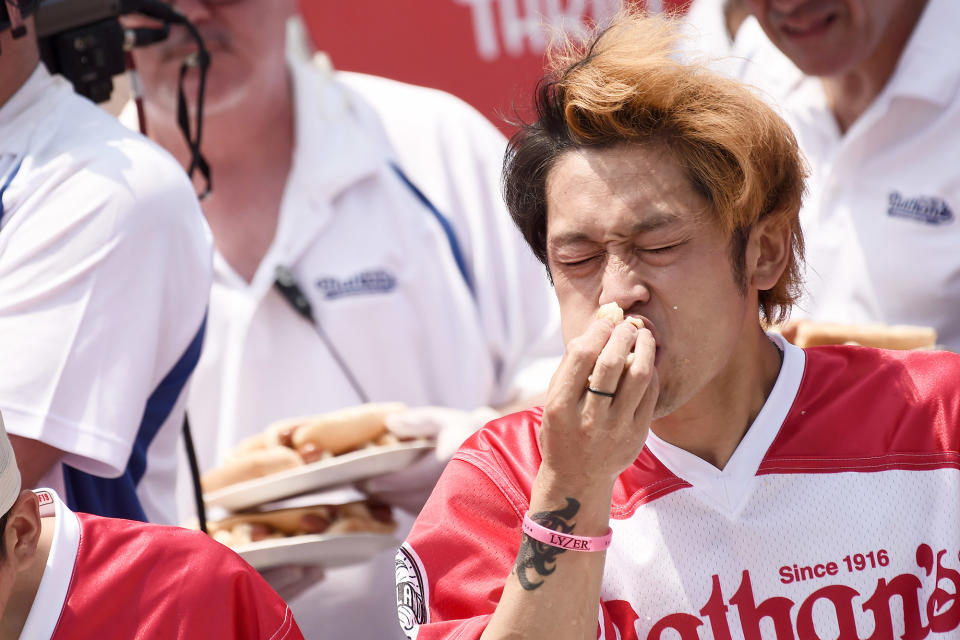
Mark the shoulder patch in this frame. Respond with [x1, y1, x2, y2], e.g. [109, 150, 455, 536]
[396, 542, 429, 639]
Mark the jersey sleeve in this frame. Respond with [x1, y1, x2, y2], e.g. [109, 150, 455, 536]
[0, 135, 212, 477]
[397, 453, 529, 640]
[216, 552, 307, 640]
[62, 514, 305, 639]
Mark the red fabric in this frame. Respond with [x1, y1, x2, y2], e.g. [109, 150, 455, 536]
[51, 515, 304, 640]
[299, 1, 693, 137]
[761, 346, 960, 475]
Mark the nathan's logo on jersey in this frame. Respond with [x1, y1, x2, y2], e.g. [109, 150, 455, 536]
[887, 192, 955, 225]
[604, 544, 960, 640]
[396, 543, 428, 640]
[316, 269, 397, 299]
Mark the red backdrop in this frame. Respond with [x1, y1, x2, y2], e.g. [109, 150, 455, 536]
[300, 1, 691, 134]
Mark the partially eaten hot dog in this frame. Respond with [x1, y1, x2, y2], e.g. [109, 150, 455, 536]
[596, 302, 644, 368]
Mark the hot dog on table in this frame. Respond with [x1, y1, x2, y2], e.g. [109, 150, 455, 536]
[200, 402, 409, 493]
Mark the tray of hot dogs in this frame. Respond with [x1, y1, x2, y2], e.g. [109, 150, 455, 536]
[202, 403, 433, 512]
[209, 488, 400, 570]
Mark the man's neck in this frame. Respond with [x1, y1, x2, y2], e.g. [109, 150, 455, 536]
[146, 79, 296, 283]
[0, 33, 40, 110]
[651, 325, 783, 471]
[146, 76, 295, 179]
[0, 517, 53, 640]
[820, 0, 929, 134]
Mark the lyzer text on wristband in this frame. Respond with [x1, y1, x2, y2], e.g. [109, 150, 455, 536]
[522, 514, 612, 552]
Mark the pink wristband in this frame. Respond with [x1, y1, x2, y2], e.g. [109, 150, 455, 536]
[522, 514, 612, 552]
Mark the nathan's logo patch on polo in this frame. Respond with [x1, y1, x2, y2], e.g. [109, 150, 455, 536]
[316, 269, 396, 299]
[887, 192, 954, 225]
[396, 543, 428, 639]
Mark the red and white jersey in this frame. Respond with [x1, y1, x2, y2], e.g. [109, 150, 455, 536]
[22, 490, 304, 640]
[398, 337, 960, 639]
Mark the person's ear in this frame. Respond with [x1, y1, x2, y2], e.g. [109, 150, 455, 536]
[746, 215, 792, 292]
[4, 491, 41, 572]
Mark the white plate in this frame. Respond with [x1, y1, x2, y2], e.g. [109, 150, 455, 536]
[204, 441, 434, 512]
[235, 533, 400, 571]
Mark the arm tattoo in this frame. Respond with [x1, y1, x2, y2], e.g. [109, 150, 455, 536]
[513, 497, 580, 591]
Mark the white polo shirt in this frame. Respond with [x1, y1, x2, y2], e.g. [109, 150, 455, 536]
[185, 37, 562, 474]
[177, 26, 562, 640]
[733, 0, 960, 350]
[0, 65, 213, 525]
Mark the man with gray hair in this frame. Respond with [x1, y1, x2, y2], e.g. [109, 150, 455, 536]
[735, 0, 960, 351]
[126, 1, 562, 637]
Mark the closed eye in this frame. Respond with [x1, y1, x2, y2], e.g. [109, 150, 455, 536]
[560, 255, 601, 267]
[642, 243, 683, 254]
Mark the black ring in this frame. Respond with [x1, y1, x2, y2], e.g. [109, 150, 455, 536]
[586, 386, 616, 398]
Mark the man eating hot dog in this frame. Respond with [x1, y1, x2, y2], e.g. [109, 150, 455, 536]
[397, 9, 960, 640]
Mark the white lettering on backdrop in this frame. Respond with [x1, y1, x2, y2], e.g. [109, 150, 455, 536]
[454, 0, 663, 61]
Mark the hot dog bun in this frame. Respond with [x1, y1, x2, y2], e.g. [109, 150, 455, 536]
[595, 303, 644, 369]
[263, 416, 303, 448]
[597, 302, 625, 323]
[201, 446, 304, 493]
[790, 322, 937, 350]
[288, 402, 407, 455]
[229, 432, 268, 458]
[204, 403, 410, 493]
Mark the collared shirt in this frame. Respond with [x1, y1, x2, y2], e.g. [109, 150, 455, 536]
[184, 25, 562, 478]
[0, 64, 213, 524]
[732, 0, 960, 350]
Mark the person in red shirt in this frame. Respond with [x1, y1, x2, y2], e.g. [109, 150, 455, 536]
[397, 9, 960, 640]
[0, 414, 304, 640]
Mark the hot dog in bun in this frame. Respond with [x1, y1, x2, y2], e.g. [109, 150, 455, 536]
[201, 402, 408, 492]
[201, 446, 304, 493]
[209, 501, 396, 548]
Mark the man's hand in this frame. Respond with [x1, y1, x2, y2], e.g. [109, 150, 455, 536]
[479, 316, 658, 640]
[361, 406, 498, 514]
[538, 315, 658, 491]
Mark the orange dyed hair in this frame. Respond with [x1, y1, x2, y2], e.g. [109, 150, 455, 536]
[504, 10, 807, 324]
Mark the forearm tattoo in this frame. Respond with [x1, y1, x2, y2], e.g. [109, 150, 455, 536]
[514, 497, 580, 591]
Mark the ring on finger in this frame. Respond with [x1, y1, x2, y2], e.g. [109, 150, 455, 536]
[586, 386, 616, 398]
